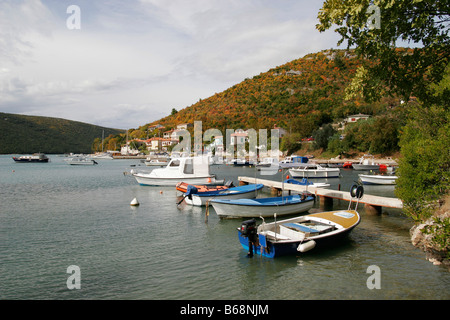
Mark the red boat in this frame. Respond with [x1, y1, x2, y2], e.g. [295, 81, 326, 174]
[343, 161, 353, 169]
[176, 181, 233, 193]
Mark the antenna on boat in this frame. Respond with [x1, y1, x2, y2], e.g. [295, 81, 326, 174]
[348, 184, 364, 211]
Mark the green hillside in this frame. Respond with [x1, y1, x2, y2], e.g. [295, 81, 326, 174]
[0, 113, 124, 154]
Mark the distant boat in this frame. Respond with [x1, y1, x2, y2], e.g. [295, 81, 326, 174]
[145, 158, 169, 167]
[352, 155, 380, 170]
[65, 156, 98, 165]
[92, 152, 114, 160]
[359, 174, 398, 185]
[288, 164, 340, 178]
[13, 153, 49, 163]
[182, 183, 264, 206]
[237, 185, 364, 258]
[132, 156, 221, 186]
[210, 194, 314, 218]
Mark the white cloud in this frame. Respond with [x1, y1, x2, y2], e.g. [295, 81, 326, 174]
[0, 0, 340, 129]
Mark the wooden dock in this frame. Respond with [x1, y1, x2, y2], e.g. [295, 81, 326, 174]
[238, 176, 403, 214]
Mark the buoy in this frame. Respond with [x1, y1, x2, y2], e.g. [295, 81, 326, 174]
[130, 198, 139, 206]
[297, 240, 316, 253]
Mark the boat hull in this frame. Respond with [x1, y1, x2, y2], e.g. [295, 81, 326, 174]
[359, 174, 398, 185]
[133, 174, 218, 186]
[238, 210, 360, 258]
[352, 164, 380, 170]
[185, 184, 263, 206]
[210, 195, 314, 218]
[288, 168, 339, 178]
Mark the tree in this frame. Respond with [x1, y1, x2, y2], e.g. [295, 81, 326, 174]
[317, 0, 450, 104]
[317, 0, 449, 259]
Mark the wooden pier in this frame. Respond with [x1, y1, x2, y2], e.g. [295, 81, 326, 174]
[238, 176, 403, 214]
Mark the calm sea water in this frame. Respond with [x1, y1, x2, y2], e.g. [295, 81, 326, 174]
[1, 155, 449, 300]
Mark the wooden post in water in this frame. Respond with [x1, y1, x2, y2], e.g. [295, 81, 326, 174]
[364, 204, 382, 215]
[319, 195, 334, 210]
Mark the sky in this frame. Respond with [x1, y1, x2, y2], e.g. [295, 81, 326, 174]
[0, 0, 343, 129]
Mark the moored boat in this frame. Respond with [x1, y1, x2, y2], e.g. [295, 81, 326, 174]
[237, 185, 364, 258]
[65, 156, 98, 165]
[175, 181, 233, 194]
[132, 156, 221, 186]
[284, 178, 330, 188]
[182, 183, 264, 206]
[210, 193, 314, 218]
[12, 153, 49, 163]
[288, 164, 340, 178]
[352, 154, 380, 170]
[358, 174, 398, 185]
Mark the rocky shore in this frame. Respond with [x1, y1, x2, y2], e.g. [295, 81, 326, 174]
[410, 196, 450, 269]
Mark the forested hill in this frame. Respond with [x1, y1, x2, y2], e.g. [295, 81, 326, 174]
[139, 49, 401, 136]
[0, 112, 124, 154]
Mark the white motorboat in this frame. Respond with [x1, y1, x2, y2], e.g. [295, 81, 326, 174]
[352, 154, 380, 170]
[92, 152, 114, 160]
[359, 174, 398, 185]
[65, 156, 98, 165]
[288, 164, 340, 178]
[132, 156, 220, 186]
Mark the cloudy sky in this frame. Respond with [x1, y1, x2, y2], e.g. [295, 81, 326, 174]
[0, 0, 342, 129]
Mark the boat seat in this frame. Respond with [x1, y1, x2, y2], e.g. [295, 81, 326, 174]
[283, 223, 319, 234]
[260, 230, 290, 240]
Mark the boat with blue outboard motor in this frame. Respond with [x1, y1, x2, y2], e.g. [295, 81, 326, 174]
[237, 184, 363, 258]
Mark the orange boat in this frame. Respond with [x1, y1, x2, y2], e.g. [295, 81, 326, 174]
[176, 181, 233, 193]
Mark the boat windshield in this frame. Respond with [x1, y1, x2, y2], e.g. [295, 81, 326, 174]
[169, 159, 180, 167]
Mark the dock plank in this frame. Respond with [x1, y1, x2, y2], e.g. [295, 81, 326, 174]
[238, 176, 403, 209]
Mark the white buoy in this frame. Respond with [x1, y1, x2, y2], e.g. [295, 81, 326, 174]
[297, 240, 316, 253]
[130, 198, 139, 206]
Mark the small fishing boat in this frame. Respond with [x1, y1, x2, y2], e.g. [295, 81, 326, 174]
[237, 185, 363, 258]
[284, 178, 330, 188]
[132, 156, 221, 186]
[175, 181, 233, 194]
[288, 164, 340, 178]
[65, 156, 98, 165]
[13, 153, 49, 163]
[352, 154, 380, 170]
[181, 183, 264, 206]
[359, 174, 398, 185]
[210, 193, 314, 218]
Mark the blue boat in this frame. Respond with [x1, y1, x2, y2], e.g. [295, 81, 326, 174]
[237, 185, 364, 258]
[284, 178, 330, 188]
[210, 194, 315, 218]
[183, 183, 264, 206]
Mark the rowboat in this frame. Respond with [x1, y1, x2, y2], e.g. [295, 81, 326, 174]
[175, 181, 233, 194]
[359, 174, 398, 185]
[131, 156, 220, 186]
[288, 164, 340, 178]
[237, 185, 364, 258]
[284, 178, 330, 188]
[182, 183, 264, 206]
[210, 194, 314, 218]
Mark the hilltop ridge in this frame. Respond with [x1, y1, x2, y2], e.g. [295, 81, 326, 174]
[0, 112, 124, 154]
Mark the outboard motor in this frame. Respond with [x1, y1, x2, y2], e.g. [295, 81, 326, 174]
[240, 219, 258, 257]
[185, 185, 198, 200]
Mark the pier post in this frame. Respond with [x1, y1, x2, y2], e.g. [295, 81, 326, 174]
[319, 196, 334, 210]
[364, 204, 382, 215]
[270, 187, 281, 196]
